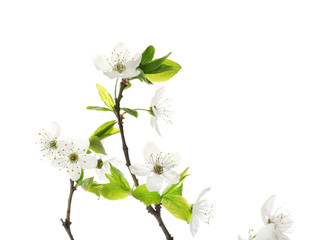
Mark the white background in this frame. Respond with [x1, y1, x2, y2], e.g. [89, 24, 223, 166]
[1, 1, 320, 239]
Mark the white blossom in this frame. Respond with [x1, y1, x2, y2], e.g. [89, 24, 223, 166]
[190, 187, 213, 237]
[51, 139, 97, 181]
[129, 142, 180, 192]
[150, 87, 173, 136]
[95, 155, 122, 183]
[259, 195, 293, 240]
[93, 42, 141, 79]
[36, 121, 62, 160]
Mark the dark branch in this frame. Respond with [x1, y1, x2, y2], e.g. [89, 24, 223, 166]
[61, 179, 76, 240]
[114, 79, 174, 240]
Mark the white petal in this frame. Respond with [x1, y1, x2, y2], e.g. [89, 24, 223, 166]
[195, 187, 211, 204]
[106, 157, 122, 169]
[126, 52, 142, 69]
[57, 139, 74, 156]
[143, 142, 161, 161]
[162, 170, 180, 185]
[151, 87, 165, 105]
[50, 121, 61, 139]
[255, 224, 275, 240]
[153, 118, 161, 136]
[146, 174, 163, 192]
[66, 163, 82, 181]
[164, 152, 181, 168]
[79, 155, 97, 169]
[73, 139, 89, 155]
[190, 216, 200, 237]
[261, 195, 276, 224]
[35, 129, 51, 144]
[113, 42, 128, 55]
[93, 54, 111, 72]
[51, 157, 68, 168]
[129, 164, 151, 176]
[96, 169, 109, 183]
[103, 70, 121, 79]
[121, 69, 140, 78]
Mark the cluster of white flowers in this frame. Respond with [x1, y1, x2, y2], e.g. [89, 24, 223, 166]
[239, 195, 293, 240]
[36, 122, 123, 182]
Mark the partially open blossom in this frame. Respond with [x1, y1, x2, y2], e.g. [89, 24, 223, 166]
[190, 187, 213, 237]
[259, 195, 293, 240]
[36, 121, 62, 160]
[95, 155, 122, 183]
[150, 87, 173, 136]
[93, 43, 141, 79]
[129, 142, 180, 192]
[51, 139, 97, 181]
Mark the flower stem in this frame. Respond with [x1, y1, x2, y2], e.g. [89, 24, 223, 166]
[114, 79, 174, 240]
[60, 179, 76, 240]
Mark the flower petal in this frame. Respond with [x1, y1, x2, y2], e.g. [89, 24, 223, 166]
[73, 139, 89, 155]
[79, 155, 97, 169]
[261, 195, 276, 224]
[255, 224, 275, 240]
[51, 157, 68, 168]
[50, 121, 61, 139]
[129, 164, 151, 176]
[143, 142, 161, 161]
[93, 54, 111, 72]
[103, 70, 121, 79]
[190, 215, 200, 237]
[146, 174, 163, 192]
[113, 42, 128, 55]
[66, 163, 82, 181]
[195, 187, 211, 204]
[121, 69, 140, 78]
[57, 139, 73, 156]
[126, 52, 142, 69]
[151, 87, 165, 106]
[162, 170, 180, 185]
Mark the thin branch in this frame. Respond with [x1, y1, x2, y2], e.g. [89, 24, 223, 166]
[60, 179, 76, 240]
[114, 79, 174, 240]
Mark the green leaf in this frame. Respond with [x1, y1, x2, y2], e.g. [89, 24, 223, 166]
[89, 136, 106, 155]
[134, 69, 153, 84]
[122, 108, 138, 118]
[162, 168, 189, 197]
[87, 106, 113, 112]
[100, 182, 131, 200]
[96, 84, 115, 111]
[140, 45, 155, 65]
[145, 59, 181, 83]
[140, 52, 171, 73]
[79, 177, 103, 197]
[162, 195, 192, 223]
[90, 120, 120, 141]
[106, 164, 131, 191]
[132, 184, 161, 206]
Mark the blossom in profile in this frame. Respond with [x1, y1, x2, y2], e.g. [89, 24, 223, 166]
[129, 142, 180, 192]
[36, 121, 62, 160]
[93, 42, 141, 79]
[51, 139, 97, 181]
[190, 187, 213, 237]
[150, 87, 173, 136]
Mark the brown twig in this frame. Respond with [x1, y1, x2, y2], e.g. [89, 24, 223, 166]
[114, 80, 174, 240]
[60, 179, 76, 240]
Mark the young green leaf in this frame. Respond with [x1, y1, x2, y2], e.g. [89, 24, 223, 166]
[90, 120, 120, 141]
[100, 182, 131, 200]
[122, 108, 138, 118]
[86, 106, 113, 112]
[140, 52, 171, 73]
[96, 84, 115, 111]
[76, 169, 85, 184]
[132, 184, 161, 206]
[89, 136, 106, 155]
[145, 59, 181, 83]
[107, 164, 131, 191]
[78, 177, 103, 197]
[162, 195, 192, 223]
[162, 168, 189, 197]
[140, 45, 155, 65]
